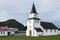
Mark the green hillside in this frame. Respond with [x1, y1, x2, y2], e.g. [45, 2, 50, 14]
[4, 19, 24, 28]
[0, 19, 25, 30]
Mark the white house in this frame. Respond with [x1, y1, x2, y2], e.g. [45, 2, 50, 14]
[0, 29, 15, 36]
[0, 30, 8, 36]
[26, 3, 58, 37]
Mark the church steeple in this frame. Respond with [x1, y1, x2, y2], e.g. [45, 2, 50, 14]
[26, 3, 41, 37]
[31, 3, 37, 14]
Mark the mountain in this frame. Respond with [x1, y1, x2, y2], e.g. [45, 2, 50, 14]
[0, 19, 24, 28]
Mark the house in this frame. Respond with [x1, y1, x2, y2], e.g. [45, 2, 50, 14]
[0, 26, 8, 36]
[0, 29, 15, 36]
[0, 26, 15, 36]
[26, 3, 58, 37]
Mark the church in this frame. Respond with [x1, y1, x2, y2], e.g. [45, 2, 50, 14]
[26, 3, 58, 37]
[0, 3, 59, 37]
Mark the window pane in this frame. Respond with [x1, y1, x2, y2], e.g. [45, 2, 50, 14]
[50, 29, 52, 32]
[1, 32, 2, 34]
[29, 21, 31, 23]
[37, 20, 39, 23]
[54, 29, 56, 32]
[3, 32, 5, 34]
[46, 29, 47, 32]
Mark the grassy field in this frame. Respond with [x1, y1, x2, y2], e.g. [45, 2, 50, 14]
[0, 35, 60, 40]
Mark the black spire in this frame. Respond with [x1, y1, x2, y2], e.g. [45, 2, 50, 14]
[31, 3, 37, 14]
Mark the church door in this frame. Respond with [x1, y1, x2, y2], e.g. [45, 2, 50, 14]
[29, 31, 32, 36]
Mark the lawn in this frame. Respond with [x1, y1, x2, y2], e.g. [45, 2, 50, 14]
[0, 35, 60, 40]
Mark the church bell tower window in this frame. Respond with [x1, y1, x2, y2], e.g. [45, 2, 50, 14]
[29, 21, 31, 23]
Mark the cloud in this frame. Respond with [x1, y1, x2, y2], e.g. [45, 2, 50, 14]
[0, 0, 60, 27]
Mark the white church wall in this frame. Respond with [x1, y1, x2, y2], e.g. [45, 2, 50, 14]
[26, 19, 33, 36]
[27, 20, 34, 30]
[26, 29, 37, 36]
[26, 19, 36, 36]
[26, 19, 39, 36]
[34, 29, 38, 36]
[39, 25, 44, 31]
[34, 20, 40, 28]
[34, 29, 43, 36]
[33, 20, 44, 31]
[26, 30, 29, 36]
[37, 32, 43, 36]
[43, 29, 58, 36]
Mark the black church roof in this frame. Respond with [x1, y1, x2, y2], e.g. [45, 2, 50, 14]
[30, 3, 37, 14]
[41, 22, 58, 29]
[35, 28, 43, 32]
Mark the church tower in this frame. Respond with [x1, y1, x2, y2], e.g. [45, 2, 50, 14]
[26, 3, 41, 36]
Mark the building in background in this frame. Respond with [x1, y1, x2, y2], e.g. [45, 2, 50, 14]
[0, 26, 15, 36]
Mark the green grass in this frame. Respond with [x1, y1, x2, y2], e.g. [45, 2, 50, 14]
[0, 35, 60, 40]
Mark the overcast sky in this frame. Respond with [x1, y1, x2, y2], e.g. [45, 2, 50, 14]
[0, 0, 60, 28]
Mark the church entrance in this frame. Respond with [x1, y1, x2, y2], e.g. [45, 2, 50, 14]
[29, 31, 32, 36]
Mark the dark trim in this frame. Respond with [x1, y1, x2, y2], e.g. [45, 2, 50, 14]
[35, 28, 43, 32]
[27, 18, 40, 20]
